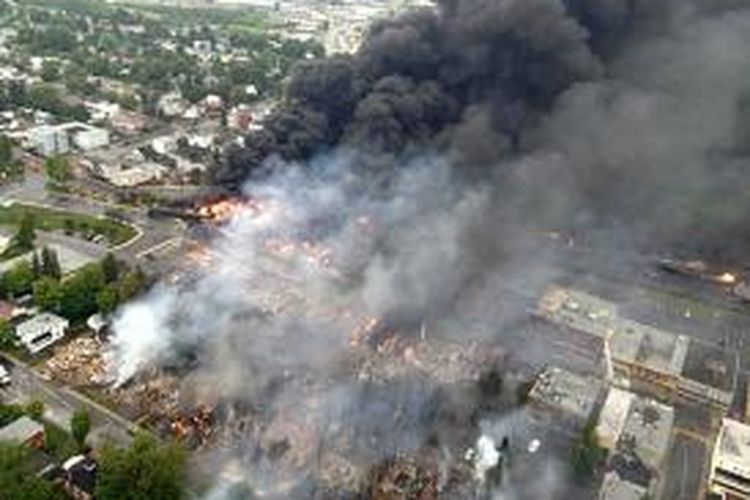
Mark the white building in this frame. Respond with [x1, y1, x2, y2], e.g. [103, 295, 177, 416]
[596, 387, 636, 451]
[28, 123, 109, 156]
[60, 123, 110, 151]
[0, 234, 9, 254]
[709, 418, 750, 499]
[29, 125, 70, 157]
[85, 101, 121, 122]
[15, 312, 69, 354]
[158, 92, 187, 118]
[151, 135, 178, 155]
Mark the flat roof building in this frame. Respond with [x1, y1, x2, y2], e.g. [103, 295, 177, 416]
[528, 365, 604, 431]
[597, 387, 636, 451]
[599, 470, 648, 500]
[536, 286, 735, 410]
[598, 392, 674, 496]
[617, 396, 674, 472]
[709, 418, 750, 499]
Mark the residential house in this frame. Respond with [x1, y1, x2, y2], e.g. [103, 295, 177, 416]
[15, 312, 69, 354]
[0, 416, 45, 448]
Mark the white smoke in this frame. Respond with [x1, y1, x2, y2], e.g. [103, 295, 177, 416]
[109, 287, 178, 384]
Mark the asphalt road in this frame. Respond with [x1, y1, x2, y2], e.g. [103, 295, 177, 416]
[661, 434, 707, 500]
[0, 172, 185, 269]
[0, 354, 134, 447]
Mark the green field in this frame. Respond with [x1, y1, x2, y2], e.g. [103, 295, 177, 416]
[0, 203, 137, 247]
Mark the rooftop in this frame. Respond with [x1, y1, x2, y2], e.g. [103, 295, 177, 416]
[16, 312, 69, 342]
[0, 416, 44, 444]
[538, 286, 688, 377]
[599, 470, 647, 500]
[528, 365, 603, 420]
[613, 318, 688, 376]
[537, 286, 617, 339]
[618, 396, 674, 471]
[681, 339, 735, 393]
[63, 454, 97, 494]
[713, 418, 750, 479]
[596, 387, 635, 450]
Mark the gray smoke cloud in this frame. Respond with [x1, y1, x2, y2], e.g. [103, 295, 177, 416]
[110, 0, 750, 498]
[113, 152, 551, 497]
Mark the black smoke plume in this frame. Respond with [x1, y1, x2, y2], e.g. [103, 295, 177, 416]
[216, 0, 750, 258]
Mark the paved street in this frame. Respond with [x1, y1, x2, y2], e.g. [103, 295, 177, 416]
[0, 354, 134, 447]
[661, 434, 707, 500]
[0, 172, 186, 269]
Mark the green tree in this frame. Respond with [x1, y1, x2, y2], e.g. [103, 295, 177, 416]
[96, 284, 119, 315]
[5, 213, 36, 256]
[1, 261, 35, 297]
[70, 409, 90, 450]
[569, 420, 606, 483]
[96, 434, 186, 500]
[45, 155, 73, 185]
[0, 318, 14, 350]
[0, 159, 25, 182]
[25, 400, 44, 421]
[0, 442, 64, 500]
[118, 267, 147, 301]
[101, 253, 120, 284]
[33, 277, 62, 312]
[40, 247, 61, 280]
[0, 134, 12, 165]
[31, 251, 41, 278]
[40, 61, 60, 82]
[60, 263, 105, 321]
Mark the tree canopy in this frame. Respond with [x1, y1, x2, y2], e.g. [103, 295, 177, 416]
[0, 442, 66, 500]
[70, 408, 91, 450]
[96, 434, 187, 500]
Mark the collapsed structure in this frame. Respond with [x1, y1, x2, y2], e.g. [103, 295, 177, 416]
[536, 286, 735, 411]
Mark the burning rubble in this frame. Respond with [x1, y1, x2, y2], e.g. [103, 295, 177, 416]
[104, 156, 547, 499]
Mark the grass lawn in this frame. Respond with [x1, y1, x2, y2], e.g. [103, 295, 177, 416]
[0, 203, 137, 247]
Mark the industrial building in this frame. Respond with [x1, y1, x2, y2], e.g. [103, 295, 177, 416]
[709, 418, 750, 499]
[536, 286, 735, 411]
